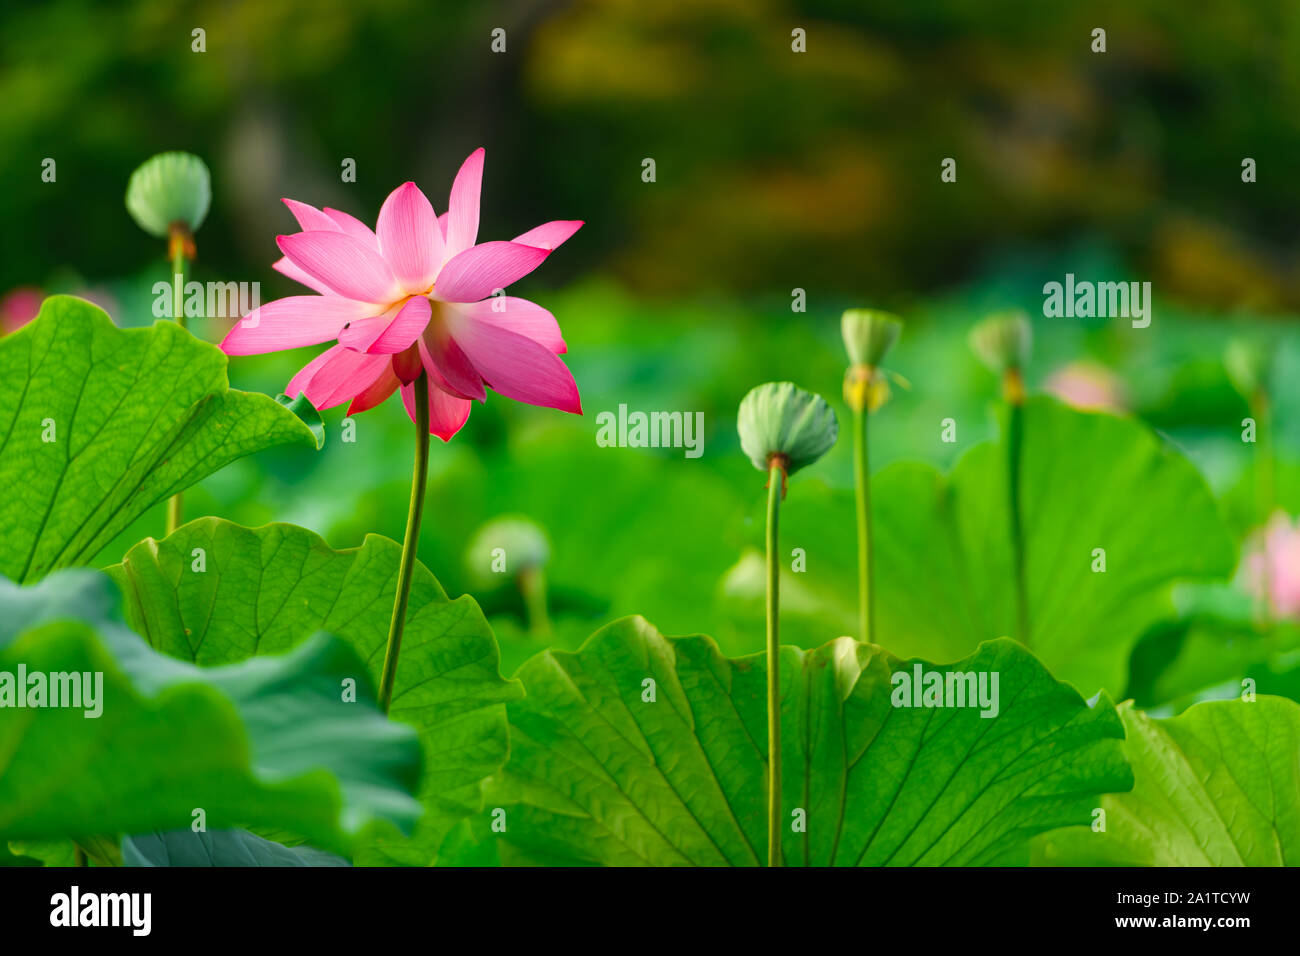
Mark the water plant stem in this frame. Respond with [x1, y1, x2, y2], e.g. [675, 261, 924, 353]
[1006, 373, 1029, 644]
[518, 565, 552, 637]
[378, 371, 430, 715]
[164, 232, 188, 536]
[765, 457, 784, 867]
[852, 402, 873, 643]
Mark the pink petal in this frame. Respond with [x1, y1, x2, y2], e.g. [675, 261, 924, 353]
[347, 362, 401, 415]
[299, 345, 392, 410]
[282, 198, 338, 232]
[376, 182, 443, 293]
[333, 315, 389, 351]
[455, 296, 566, 354]
[513, 220, 583, 251]
[273, 256, 336, 296]
[324, 207, 381, 251]
[419, 330, 485, 401]
[338, 296, 431, 355]
[437, 212, 449, 238]
[448, 313, 581, 414]
[400, 378, 472, 440]
[444, 148, 484, 259]
[434, 241, 550, 303]
[286, 346, 338, 398]
[278, 231, 400, 305]
[222, 296, 375, 355]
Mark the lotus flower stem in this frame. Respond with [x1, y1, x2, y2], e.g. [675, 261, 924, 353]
[378, 370, 431, 714]
[765, 456, 785, 867]
[518, 565, 552, 637]
[164, 226, 191, 535]
[1005, 371, 1029, 644]
[840, 310, 902, 642]
[738, 381, 836, 867]
[851, 400, 873, 643]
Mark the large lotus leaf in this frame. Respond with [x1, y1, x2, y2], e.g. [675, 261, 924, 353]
[1034, 697, 1300, 866]
[0, 295, 319, 583]
[107, 518, 522, 865]
[123, 829, 348, 867]
[0, 569, 422, 852]
[762, 398, 1235, 696]
[485, 616, 1132, 866]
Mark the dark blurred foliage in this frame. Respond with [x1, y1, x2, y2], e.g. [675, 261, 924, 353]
[4, 0, 1300, 311]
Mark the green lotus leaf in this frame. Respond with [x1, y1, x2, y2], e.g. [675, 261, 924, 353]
[0, 568, 422, 853]
[107, 518, 522, 866]
[123, 829, 348, 867]
[484, 616, 1132, 866]
[1034, 697, 1300, 865]
[0, 296, 319, 582]
[761, 398, 1235, 695]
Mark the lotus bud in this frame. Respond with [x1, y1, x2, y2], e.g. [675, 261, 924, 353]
[970, 310, 1032, 404]
[737, 382, 838, 487]
[464, 515, 550, 591]
[126, 152, 211, 256]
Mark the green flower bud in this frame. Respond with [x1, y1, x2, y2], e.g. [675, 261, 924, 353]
[969, 310, 1032, 375]
[1224, 338, 1272, 399]
[126, 151, 212, 239]
[841, 309, 902, 368]
[464, 515, 550, 590]
[737, 381, 838, 476]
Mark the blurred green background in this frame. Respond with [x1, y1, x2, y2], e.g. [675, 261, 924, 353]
[3, 0, 1298, 694]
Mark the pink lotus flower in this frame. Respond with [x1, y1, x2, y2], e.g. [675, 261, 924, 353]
[1044, 361, 1127, 413]
[222, 148, 583, 439]
[1244, 511, 1300, 619]
[1, 286, 44, 334]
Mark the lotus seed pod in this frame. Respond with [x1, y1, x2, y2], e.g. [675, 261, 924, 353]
[464, 515, 550, 589]
[969, 310, 1032, 374]
[1225, 338, 1272, 399]
[841, 309, 902, 368]
[126, 151, 212, 239]
[737, 381, 838, 476]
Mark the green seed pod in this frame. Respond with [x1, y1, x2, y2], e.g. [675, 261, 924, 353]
[969, 310, 1032, 374]
[464, 515, 550, 590]
[1224, 338, 1272, 399]
[841, 309, 902, 368]
[126, 151, 212, 238]
[737, 381, 838, 476]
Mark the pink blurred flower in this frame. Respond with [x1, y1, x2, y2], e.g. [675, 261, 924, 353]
[1044, 361, 1127, 413]
[222, 148, 583, 440]
[1, 286, 44, 334]
[1244, 511, 1300, 619]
